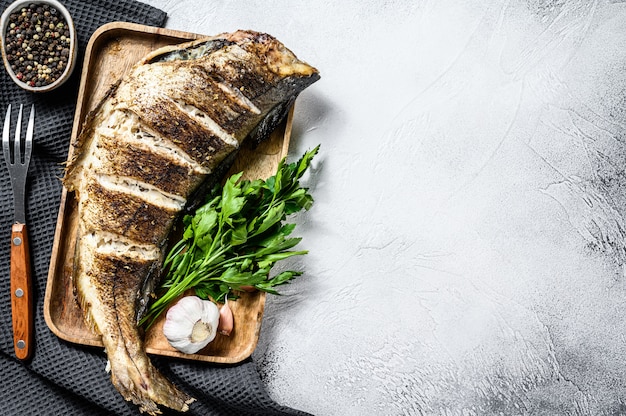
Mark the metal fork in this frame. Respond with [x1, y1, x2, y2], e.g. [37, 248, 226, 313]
[3, 104, 34, 361]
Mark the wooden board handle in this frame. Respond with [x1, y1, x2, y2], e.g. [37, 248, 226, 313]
[10, 223, 33, 360]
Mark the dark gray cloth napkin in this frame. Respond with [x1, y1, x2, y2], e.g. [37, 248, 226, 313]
[0, 1, 311, 415]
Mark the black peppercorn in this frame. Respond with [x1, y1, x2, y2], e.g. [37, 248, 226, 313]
[4, 2, 71, 88]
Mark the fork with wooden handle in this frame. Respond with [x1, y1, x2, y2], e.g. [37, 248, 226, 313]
[3, 104, 34, 361]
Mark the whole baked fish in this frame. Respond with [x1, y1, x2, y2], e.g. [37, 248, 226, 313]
[63, 30, 319, 414]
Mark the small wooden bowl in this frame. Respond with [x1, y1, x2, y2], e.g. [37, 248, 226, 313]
[0, 0, 77, 93]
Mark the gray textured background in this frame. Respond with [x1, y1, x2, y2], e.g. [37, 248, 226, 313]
[149, 1, 626, 414]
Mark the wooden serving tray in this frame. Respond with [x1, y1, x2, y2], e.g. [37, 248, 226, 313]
[43, 22, 293, 363]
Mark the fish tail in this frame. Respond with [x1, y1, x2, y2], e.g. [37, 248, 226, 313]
[106, 344, 195, 415]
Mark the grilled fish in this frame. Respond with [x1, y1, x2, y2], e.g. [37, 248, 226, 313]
[63, 30, 319, 414]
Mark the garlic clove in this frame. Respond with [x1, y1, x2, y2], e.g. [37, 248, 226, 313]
[218, 297, 234, 336]
[162, 296, 220, 354]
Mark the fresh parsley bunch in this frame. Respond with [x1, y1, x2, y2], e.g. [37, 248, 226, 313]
[141, 145, 319, 328]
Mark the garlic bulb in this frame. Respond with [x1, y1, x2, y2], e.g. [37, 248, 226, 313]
[162, 296, 220, 354]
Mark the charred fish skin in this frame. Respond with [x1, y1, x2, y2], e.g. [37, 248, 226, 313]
[63, 30, 319, 414]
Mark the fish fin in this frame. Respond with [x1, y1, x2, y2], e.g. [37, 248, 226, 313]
[246, 96, 296, 148]
[71, 227, 101, 335]
[64, 80, 122, 188]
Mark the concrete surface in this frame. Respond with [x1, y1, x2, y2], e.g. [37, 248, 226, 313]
[146, 1, 626, 415]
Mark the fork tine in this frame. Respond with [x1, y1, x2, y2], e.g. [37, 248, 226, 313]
[3, 104, 11, 164]
[24, 104, 34, 163]
[13, 104, 23, 164]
